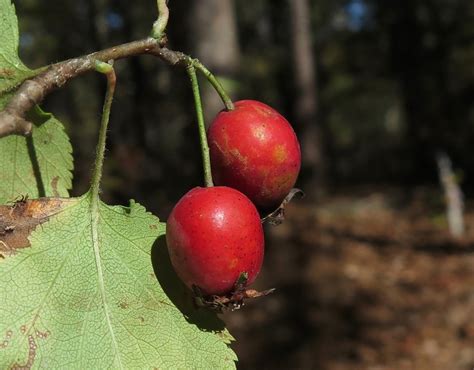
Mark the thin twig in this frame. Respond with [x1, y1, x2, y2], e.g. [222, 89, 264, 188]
[151, 0, 170, 40]
[0, 0, 229, 140]
[0, 39, 189, 138]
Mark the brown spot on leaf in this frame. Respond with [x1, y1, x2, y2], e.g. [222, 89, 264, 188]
[119, 301, 129, 309]
[0, 68, 15, 78]
[51, 177, 60, 197]
[0, 330, 13, 349]
[0, 198, 70, 257]
[11, 335, 37, 370]
[35, 329, 50, 339]
[149, 224, 158, 230]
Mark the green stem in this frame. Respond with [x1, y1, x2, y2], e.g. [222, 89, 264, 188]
[151, 0, 169, 41]
[90, 61, 116, 202]
[192, 59, 235, 111]
[186, 63, 214, 187]
[88, 61, 120, 363]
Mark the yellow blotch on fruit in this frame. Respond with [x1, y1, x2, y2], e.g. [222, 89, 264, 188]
[273, 145, 288, 163]
[229, 258, 239, 269]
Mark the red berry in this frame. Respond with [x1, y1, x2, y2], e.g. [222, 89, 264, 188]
[166, 186, 264, 296]
[208, 100, 301, 212]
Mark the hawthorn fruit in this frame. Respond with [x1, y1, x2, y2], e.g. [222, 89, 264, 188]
[208, 100, 301, 212]
[166, 186, 264, 296]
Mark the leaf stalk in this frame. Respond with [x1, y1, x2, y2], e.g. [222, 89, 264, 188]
[90, 61, 116, 203]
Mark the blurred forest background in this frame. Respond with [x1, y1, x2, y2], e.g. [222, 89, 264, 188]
[13, 0, 474, 369]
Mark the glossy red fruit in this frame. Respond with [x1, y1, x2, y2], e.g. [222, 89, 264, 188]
[208, 100, 301, 212]
[166, 186, 264, 296]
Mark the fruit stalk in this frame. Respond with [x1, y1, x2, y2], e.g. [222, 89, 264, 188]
[208, 100, 301, 212]
[186, 63, 214, 187]
[192, 59, 234, 111]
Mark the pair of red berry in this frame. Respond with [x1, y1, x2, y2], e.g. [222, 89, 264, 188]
[166, 100, 301, 303]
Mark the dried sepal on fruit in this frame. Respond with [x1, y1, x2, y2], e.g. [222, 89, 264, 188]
[261, 188, 305, 225]
[192, 273, 275, 312]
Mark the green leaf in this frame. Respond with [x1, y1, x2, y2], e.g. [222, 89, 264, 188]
[0, 0, 73, 203]
[0, 0, 36, 91]
[0, 107, 73, 204]
[0, 194, 237, 368]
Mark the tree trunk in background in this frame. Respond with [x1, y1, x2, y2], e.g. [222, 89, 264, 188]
[383, 0, 461, 182]
[288, 0, 324, 188]
[190, 0, 240, 120]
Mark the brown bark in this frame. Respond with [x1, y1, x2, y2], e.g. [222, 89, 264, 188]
[0, 38, 191, 138]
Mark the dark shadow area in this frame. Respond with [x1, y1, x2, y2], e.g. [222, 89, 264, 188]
[25, 108, 50, 198]
[26, 135, 46, 198]
[151, 235, 227, 334]
[412, 240, 474, 255]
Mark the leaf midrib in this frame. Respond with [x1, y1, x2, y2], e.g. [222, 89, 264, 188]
[89, 192, 124, 369]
